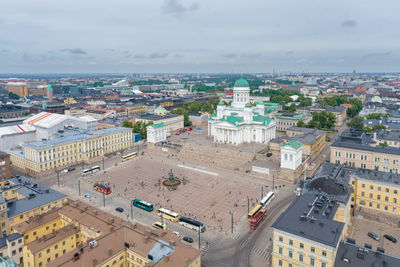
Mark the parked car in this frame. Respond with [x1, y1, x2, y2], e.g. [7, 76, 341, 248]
[152, 222, 166, 230]
[183, 236, 193, 243]
[84, 193, 92, 198]
[115, 207, 124, 213]
[368, 232, 380, 241]
[61, 169, 68, 173]
[173, 231, 181, 237]
[68, 166, 75, 172]
[384, 234, 397, 243]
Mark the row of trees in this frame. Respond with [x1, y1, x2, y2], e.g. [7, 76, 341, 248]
[347, 115, 387, 132]
[296, 111, 336, 130]
[121, 120, 153, 139]
[171, 101, 218, 127]
[320, 96, 362, 118]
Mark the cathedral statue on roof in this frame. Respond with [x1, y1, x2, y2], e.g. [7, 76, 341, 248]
[208, 76, 276, 145]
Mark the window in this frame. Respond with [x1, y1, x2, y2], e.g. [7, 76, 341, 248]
[362, 184, 365, 188]
[47, 258, 51, 263]
[311, 247, 315, 253]
[322, 263, 327, 267]
[278, 260, 282, 266]
[289, 264, 293, 267]
[47, 249, 50, 253]
[395, 190, 398, 195]
[278, 247, 283, 254]
[299, 253, 304, 262]
[39, 263, 42, 267]
[370, 193, 373, 198]
[46, 226, 49, 230]
[310, 257, 315, 266]
[394, 198, 397, 204]
[279, 236, 283, 242]
[55, 245, 58, 249]
[369, 202, 373, 207]
[385, 206, 388, 211]
[378, 186, 381, 191]
[300, 243, 304, 249]
[370, 185, 374, 190]
[361, 192, 365, 197]
[38, 253, 42, 258]
[377, 195, 381, 200]
[288, 250, 293, 258]
[386, 188, 390, 193]
[377, 204, 380, 209]
[289, 239, 293, 245]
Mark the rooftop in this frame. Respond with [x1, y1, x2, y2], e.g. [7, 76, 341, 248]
[334, 241, 400, 267]
[2, 176, 66, 218]
[272, 192, 344, 248]
[48, 225, 200, 267]
[0, 233, 23, 249]
[26, 224, 79, 254]
[23, 127, 130, 150]
[332, 130, 400, 156]
[282, 139, 303, 149]
[138, 113, 182, 121]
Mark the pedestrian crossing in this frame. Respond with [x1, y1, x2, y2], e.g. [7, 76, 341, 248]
[231, 233, 241, 240]
[251, 246, 270, 261]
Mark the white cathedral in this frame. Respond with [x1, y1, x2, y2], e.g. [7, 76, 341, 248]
[208, 76, 276, 145]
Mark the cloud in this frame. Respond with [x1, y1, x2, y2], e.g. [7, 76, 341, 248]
[133, 54, 146, 59]
[221, 53, 237, 59]
[363, 52, 391, 58]
[286, 51, 294, 56]
[148, 52, 168, 59]
[341, 20, 357, 28]
[0, 49, 9, 53]
[60, 48, 87, 55]
[161, 0, 199, 15]
[104, 48, 115, 52]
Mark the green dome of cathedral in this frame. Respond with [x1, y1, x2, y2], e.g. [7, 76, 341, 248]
[234, 77, 249, 88]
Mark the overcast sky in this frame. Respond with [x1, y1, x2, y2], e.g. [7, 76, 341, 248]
[0, 0, 399, 73]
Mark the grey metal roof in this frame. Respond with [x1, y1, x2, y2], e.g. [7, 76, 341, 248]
[24, 127, 131, 150]
[334, 241, 400, 267]
[4, 176, 66, 217]
[332, 131, 400, 155]
[315, 162, 400, 187]
[0, 233, 23, 249]
[271, 192, 345, 248]
[376, 130, 400, 141]
[138, 113, 182, 121]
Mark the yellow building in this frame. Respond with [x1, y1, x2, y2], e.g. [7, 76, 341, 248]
[126, 105, 146, 115]
[271, 191, 350, 267]
[14, 200, 201, 267]
[8, 82, 28, 97]
[23, 224, 80, 267]
[286, 127, 326, 161]
[12, 209, 63, 244]
[9, 127, 133, 177]
[63, 98, 77, 105]
[0, 176, 67, 229]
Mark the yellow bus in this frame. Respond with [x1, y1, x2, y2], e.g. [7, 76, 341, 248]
[248, 204, 262, 221]
[122, 152, 137, 162]
[158, 208, 180, 222]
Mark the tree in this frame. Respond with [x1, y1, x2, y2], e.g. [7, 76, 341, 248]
[347, 116, 364, 130]
[379, 141, 388, 147]
[286, 103, 296, 112]
[308, 111, 336, 129]
[365, 113, 382, 120]
[296, 121, 307, 128]
[8, 92, 20, 99]
[122, 120, 133, 128]
[202, 101, 214, 113]
[298, 97, 312, 107]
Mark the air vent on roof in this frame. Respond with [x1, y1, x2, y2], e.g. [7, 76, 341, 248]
[300, 216, 307, 221]
[148, 254, 154, 261]
[319, 222, 324, 227]
[356, 252, 365, 260]
[346, 238, 356, 244]
[28, 193, 35, 199]
[310, 218, 315, 223]
[314, 210, 319, 214]
[365, 243, 372, 250]
[377, 247, 385, 254]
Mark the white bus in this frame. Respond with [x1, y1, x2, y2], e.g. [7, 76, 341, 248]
[82, 166, 101, 176]
[157, 208, 180, 222]
[179, 216, 206, 232]
[260, 191, 275, 207]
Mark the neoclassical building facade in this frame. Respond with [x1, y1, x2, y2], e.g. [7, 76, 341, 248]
[208, 77, 276, 145]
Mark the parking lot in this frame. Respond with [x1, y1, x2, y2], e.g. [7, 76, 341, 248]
[349, 217, 400, 257]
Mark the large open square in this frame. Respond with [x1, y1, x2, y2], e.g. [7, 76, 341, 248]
[85, 157, 263, 230]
